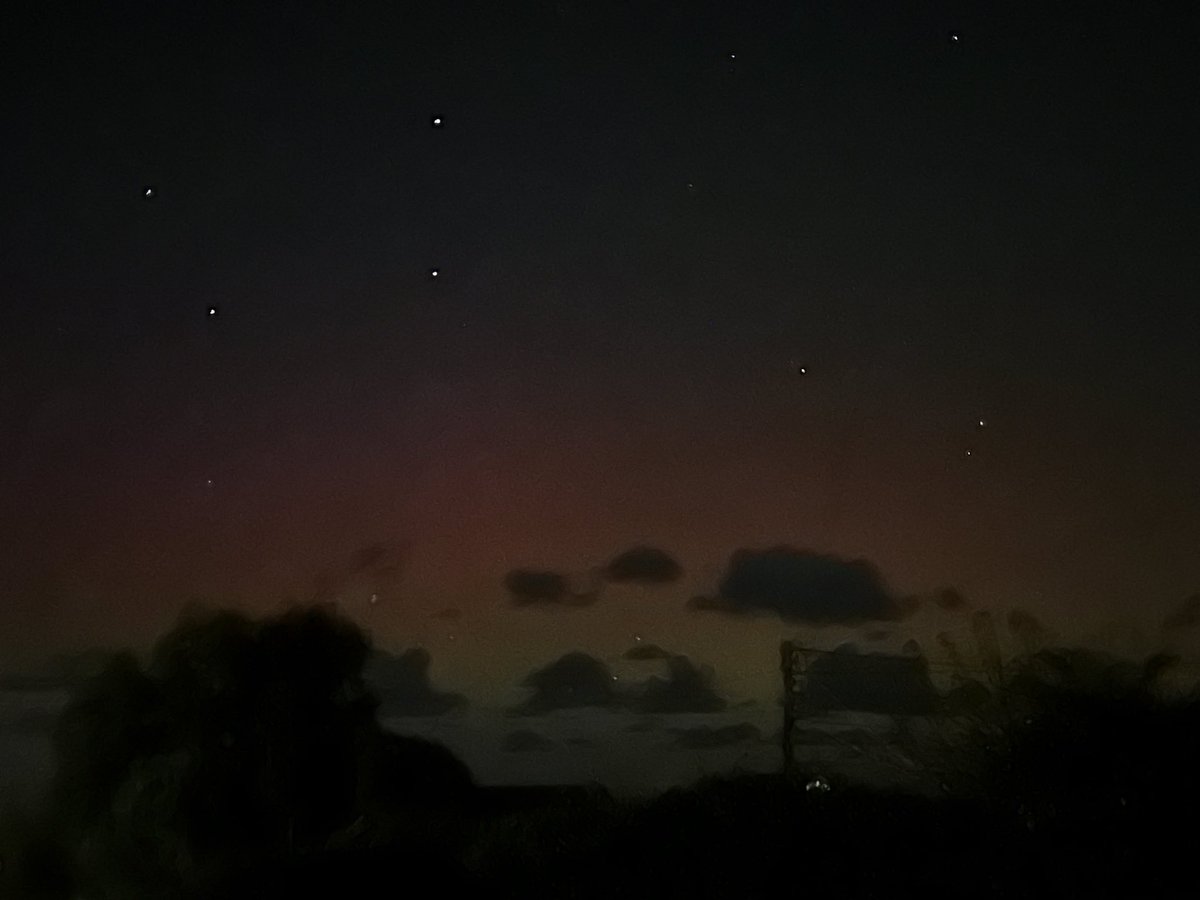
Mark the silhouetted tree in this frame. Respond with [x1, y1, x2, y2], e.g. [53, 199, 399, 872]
[48, 603, 473, 898]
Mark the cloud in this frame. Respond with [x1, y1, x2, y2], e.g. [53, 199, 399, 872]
[1162, 594, 1200, 631]
[349, 543, 389, 573]
[504, 569, 595, 606]
[364, 648, 467, 717]
[510, 652, 622, 715]
[502, 729, 557, 753]
[1007, 608, 1048, 653]
[933, 588, 968, 611]
[603, 546, 683, 585]
[802, 645, 939, 716]
[623, 719, 659, 733]
[790, 727, 877, 753]
[689, 546, 911, 625]
[629, 655, 727, 714]
[512, 651, 731, 716]
[313, 541, 410, 603]
[670, 722, 761, 749]
[622, 643, 673, 661]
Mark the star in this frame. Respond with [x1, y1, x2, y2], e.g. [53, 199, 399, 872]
[142, 186, 156, 199]
[949, 32, 960, 42]
[729, 53, 736, 59]
[431, 115, 444, 128]
[977, 418, 988, 428]
[429, 268, 440, 278]
[964, 449, 974, 458]
[369, 593, 379, 605]
[207, 306, 218, 317]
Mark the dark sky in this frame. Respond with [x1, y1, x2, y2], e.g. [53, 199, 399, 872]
[2, 0, 1199, 700]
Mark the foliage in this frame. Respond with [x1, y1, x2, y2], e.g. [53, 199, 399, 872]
[43, 603, 472, 899]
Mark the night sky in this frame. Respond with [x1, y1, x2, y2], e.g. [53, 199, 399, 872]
[3, 1, 1199, 772]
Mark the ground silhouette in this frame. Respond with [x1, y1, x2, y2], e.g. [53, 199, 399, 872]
[8, 611, 1200, 899]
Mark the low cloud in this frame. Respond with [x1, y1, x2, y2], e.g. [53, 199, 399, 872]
[623, 719, 659, 733]
[670, 722, 762, 749]
[313, 541, 410, 604]
[623, 643, 673, 661]
[603, 546, 683, 585]
[512, 651, 730, 717]
[1007, 608, 1049, 653]
[790, 727, 879, 758]
[933, 588, 968, 611]
[502, 729, 557, 753]
[364, 648, 467, 717]
[629, 655, 727, 714]
[509, 652, 622, 715]
[504, 569, 595, 607]
[689, 546, 911, 625]
[349, 543, 389, 573]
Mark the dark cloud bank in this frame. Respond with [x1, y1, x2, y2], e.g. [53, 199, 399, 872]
[503, 569, 596, 607]
[689, 546, 914, 625]
[510, 652, 727, 716]
[364, 647, 466, 717]
[623, 643, 674, 661]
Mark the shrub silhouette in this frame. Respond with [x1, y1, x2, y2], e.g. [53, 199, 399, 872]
[47, 603, 473, 898]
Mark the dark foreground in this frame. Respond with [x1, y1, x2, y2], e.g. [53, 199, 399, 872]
[4, 605, 1198, 898]
[4, 771, 1197, 900]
